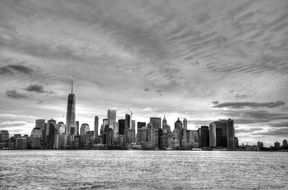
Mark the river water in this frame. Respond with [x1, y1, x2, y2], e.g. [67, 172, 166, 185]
[0, 150, 287, 189]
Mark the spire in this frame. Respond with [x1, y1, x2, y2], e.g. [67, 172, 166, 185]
[71, 80, 73, 94]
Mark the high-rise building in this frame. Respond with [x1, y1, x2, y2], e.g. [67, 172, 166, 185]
[76, 121, 79, 135]
[283, 139, 287, 148]
[227, 119, 235, 138]
[137, 122, 146, 144]
[210, 119, 235, 148]
[80, 123, 90, 136]
[35, 119, 45, 129]
[125, 114, 131, 143]
[257, 141, 264, 148]
[216, 127, 223, 147]
[209, 123, 216, 147]
[118, 119, 125, 135]
[107, 110, 116, 129]
[131, 120, 136, 130]
[183, 118, 187, 130]
[137, 122, 146, 130]
[66, 81, 76, 135]
[94, 116, 99, 138]
[162, 116, 167, 127]
[47, 119, 56, 148]
[113, 122, 119, 139]
[0, 130, 9, 142]
[274, 141, 280, 149]
[150, 117, 161, 129]
[174, 118, 183, 141]
[174, 118, 183, 130]
[199, 126, 209, 147]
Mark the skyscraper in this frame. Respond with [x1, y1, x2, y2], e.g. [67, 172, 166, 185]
[209, 123, 216, 147]
[162, 116, 167, 127]
[125, 114, 131, 143]
[227, 119, 235, 138]
[150, 117, 161, 129]
[94, 116, 99, 138]
[107, 110, 116, 129]
[183, 118, 187, 130]
[80, 123, 90, 135]
[199, 126, 209, 147]
[66, 81, 76, 135]
[118, 119, 125, 135]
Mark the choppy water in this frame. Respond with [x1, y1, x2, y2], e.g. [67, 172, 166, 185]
[0, 150, 288, 189]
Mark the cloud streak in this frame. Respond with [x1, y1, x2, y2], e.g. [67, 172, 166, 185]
[213, 101, 285, 109]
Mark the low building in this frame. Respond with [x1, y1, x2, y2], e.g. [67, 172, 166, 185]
[15, 138, 28, 149]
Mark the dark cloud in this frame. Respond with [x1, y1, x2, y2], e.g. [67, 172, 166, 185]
[221, 110, 288, 125]
[269, 122, 288, 128]
[0, 64, 33, 75]
[213, 101, 285, 109]
[212, 101, 219, 105]
[25, 84, 45, 93]
[254, 127, 288, 136]
[6, 90, 28, 99]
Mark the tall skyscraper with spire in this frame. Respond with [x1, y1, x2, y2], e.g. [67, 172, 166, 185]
[66, 80, 76, 135]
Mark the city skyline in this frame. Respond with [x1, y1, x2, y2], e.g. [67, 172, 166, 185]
[0, 0, 288, 146]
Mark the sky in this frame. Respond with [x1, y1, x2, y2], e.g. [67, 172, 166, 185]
[0, 0, 287, 146]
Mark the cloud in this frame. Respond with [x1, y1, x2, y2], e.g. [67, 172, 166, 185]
[213, 101, 285, 109]
[269, 122, 288, 128]
[6, 90, 29, 99]
[221, 110, 288, 125]
[235, 127, 264, 133]
[254, 128, 288, 136]
[0, 64, 33, 75]
[25, 84, 45, 93]
[0, 121, 28, 128]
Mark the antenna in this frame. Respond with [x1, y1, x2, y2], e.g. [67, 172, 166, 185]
[71, 80, 73, 94]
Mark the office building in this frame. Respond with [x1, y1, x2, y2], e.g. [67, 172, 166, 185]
[174, 118, 183, 141]
[227, 119, 235, 138]
[15, 138, 28, 149]
[0, 130, 9, 142]
[283, 139, 287, 148]
[76, 121, 80, 135]
[199, 126, 209, 147]
[150, 117, 161, 129]
[257, 141, 264, 148]
[35, 119, 45, 129]
[80, 123, 90, 135]
[125, 114, 131, 143]
[131, 120, 135, 130]
[137, 122, 146, 144]
[274, 141, 280, 149]
[228, 137, 238, 149]
[209, 123, 216, 147]
[94, 116, 99, 138]
[107, 109, 116, 129]
[162, 116, 167, 127]
[118, 119, 125, 135]
[66, 81, 76, 135]
[183, 118, 187, 130]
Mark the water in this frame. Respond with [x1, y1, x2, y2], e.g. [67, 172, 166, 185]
[0, 151, 288, 189]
